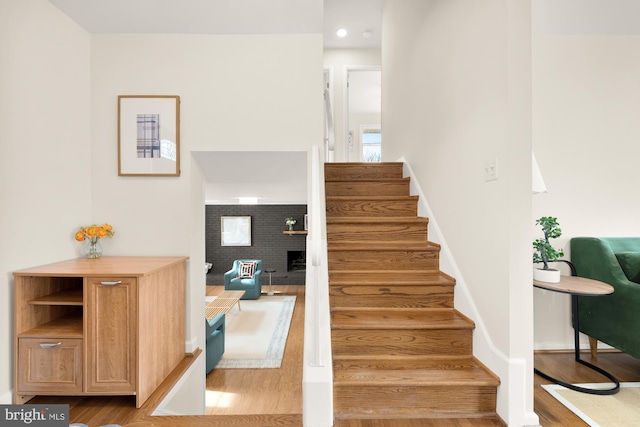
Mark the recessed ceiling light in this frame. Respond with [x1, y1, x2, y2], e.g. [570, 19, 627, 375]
[238, 197, 258, 205]
[336, 28, 348, 38]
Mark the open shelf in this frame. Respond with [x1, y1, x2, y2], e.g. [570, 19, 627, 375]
[19, 313, 83, 339]
[28, 288, 83, 306]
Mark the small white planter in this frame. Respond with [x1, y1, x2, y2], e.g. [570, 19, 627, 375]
[533, 268, 560, 283]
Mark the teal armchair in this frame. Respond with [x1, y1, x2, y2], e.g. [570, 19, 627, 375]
[224, 259, 262, 299]
[206, 313, 225, 374]
[571, 237, 640, 359]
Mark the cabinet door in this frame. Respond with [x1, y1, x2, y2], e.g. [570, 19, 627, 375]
[17, 338, 82, 393]
[85, 277, 136, 393]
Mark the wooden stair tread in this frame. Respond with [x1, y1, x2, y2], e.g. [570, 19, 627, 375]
[328, 242, 440, 251]
[333, 415, 504, 424]
[330, 308, 474, 330]
[327, 216, 427, 224]
[333, 356, 500, 387]
[325, 161, 499, 422]
[326, 177, 409, 183]
[324, 162, 405, 180]
[330, 270, 455, 283]
[329, 271, 456, 286]
[327, 195, 419, 201]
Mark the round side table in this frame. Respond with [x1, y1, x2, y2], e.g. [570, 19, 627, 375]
[265, 269, 276, 296]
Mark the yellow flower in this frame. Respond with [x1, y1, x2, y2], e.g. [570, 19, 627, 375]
[74, 231, 85, 242]
[102, 223, 113, 232]
[97, 228, 109, 238]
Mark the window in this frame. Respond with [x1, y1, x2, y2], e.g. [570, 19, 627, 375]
[361, 126, 381, 162]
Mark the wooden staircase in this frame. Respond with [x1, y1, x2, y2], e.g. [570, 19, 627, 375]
[325, 162, 503, 425]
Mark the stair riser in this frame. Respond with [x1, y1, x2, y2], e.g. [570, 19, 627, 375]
[333, 385, 497, 416]
[325, 163, 404, 180]
[327, 223, 427, 242]
[330, 285, 454, 308]
[325, 162, 499, 421]
[328, 250, 439, 271]
[326, 199, 418, 217]
[329, 272, 451, 285]
[325, 181, 410, 197]
[331, 329, 472, 356]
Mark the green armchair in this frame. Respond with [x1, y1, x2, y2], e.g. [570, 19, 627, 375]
[571, 237, 640, 359]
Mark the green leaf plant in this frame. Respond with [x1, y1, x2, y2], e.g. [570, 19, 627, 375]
[533, 216, 564, 270]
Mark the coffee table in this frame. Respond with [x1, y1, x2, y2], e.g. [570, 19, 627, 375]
[534, 271, 620, 395]
[205, 290, 245, 320]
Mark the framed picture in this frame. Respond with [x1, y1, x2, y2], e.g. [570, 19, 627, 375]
[118, 95, 180, 176]
[221, 216, 252, 246]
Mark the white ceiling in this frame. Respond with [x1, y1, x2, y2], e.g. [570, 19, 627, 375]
[193, 151, 308, 205]
[48, 0, 383, 49]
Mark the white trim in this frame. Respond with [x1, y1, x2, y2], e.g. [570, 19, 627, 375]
[399, 157, 540, 427]
[152, 351, 204, 416]
[184, 336, 198, 353]
[342, 65, 382, 162]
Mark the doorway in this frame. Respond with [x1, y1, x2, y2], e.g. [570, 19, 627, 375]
[345, 68, 381, 162]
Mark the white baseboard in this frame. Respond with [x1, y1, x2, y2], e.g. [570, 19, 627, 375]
[399, 158, 539, 427]
[185, 336, 198, 353]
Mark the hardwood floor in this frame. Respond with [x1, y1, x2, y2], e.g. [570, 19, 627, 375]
[534, 350, 640, 427]
[28, 285, 640, 426]
[204, 284, 304, 416]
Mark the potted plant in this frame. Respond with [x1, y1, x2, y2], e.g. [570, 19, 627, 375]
[533, 216, 564, 283]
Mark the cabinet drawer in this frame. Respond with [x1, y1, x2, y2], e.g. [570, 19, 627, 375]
[17, 338, 82, 393]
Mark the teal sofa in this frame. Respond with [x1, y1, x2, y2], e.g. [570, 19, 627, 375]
[206, 313, 225, 374]
[571, 237, 640, 359]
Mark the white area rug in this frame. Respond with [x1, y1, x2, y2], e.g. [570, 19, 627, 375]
[206, 295, 296, 369]
[543, 382, 640, 427]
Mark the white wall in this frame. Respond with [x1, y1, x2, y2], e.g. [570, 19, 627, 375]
[382, 1, 537, 425]
[89, 33, 323, 408]
[0, 0, 91, 402]
[323, 49, 381, 162]
[0, 6, 322, 406]
[532, 34, 640, 349]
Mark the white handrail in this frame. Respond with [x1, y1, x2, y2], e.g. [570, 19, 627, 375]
[302, 145, 333, 426]
[324, 89, 335, 162]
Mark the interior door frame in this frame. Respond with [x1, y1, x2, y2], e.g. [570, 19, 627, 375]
[343, 65, 382, 162]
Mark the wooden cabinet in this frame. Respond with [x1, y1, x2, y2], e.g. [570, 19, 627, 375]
[17, 338, 83, 393]
[85, 277, 136, 393]
[13, 256, 187, 408]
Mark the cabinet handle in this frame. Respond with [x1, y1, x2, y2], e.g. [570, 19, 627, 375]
[100, 281, 122, 286]
[39, 342, 62, 349]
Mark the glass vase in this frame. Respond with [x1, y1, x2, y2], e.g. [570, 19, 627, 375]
[85, 237, 103, 259]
